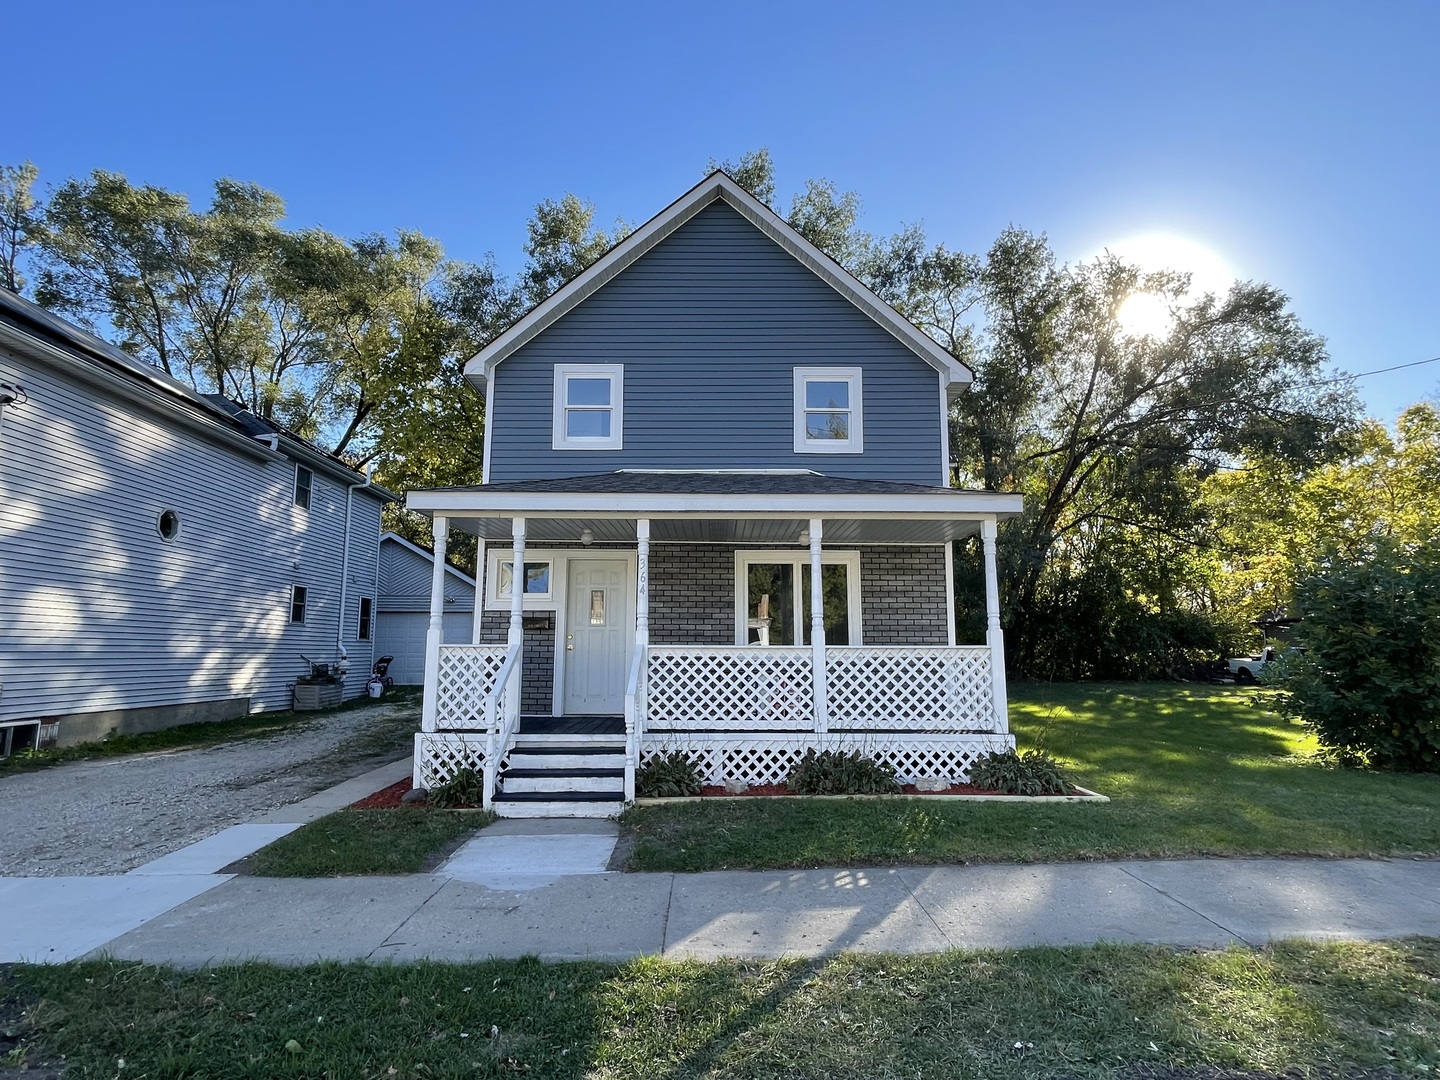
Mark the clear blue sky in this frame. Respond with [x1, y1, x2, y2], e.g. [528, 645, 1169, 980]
[8, 0, 1437, 420]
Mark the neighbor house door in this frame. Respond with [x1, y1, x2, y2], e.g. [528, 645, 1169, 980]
[563, 559, 632, 714]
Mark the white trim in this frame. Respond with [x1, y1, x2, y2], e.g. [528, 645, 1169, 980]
[464, 173, 971, 392]
[551, 363, 624, 451]
[482, 374, 496, 480]
[290, 583, 308, 624]
[944, 539, 957, 647]
[380, 532, 478, 589]
[938, 370, 951, 486]
[485, 550, 558, 610]
[618, 468, 820, 476]
[732, 549, 862, 647]
[408, 488, 1025, 518]
[546, 550, 640, 715]
[793, 367, 863, 454]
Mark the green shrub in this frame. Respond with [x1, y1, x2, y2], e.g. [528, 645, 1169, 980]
[1271, 542, 1440, 771]
[636, 752, 702, 798]
[429, 766, 484, 808]
[785, 749, 900, 795]
[968, 748, 1076, 795]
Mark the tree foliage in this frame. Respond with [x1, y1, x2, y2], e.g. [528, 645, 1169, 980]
[0, 160, 40, 292]
[1272, 541, 1440, 771]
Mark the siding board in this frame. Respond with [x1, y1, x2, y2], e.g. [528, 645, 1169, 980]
[0, 345, 385, 728]
[489, 202, 945, 484]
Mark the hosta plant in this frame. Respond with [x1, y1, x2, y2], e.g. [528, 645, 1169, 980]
[785, 749, 900, 795]
[637, 751, 702, 798]
[968, 749, 1076, 796]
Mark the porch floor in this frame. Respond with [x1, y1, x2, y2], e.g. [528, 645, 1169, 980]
[517, 714, 625, 736]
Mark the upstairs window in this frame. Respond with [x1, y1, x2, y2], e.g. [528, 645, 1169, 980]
[357, 597, 373, 641]
[293, 465, 313, 510]
[553, 363, 623, 450]
[794, 367, 863, 454]
[290, 585, 308, 624]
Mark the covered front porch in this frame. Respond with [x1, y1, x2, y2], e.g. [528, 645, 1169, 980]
[407, 474, 1023, 810]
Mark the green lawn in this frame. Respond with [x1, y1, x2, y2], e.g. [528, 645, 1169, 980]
[245, 806, 491, 877]
[620, 682, 1440, 872]
[5, 938, 1437, 1078]
[0, 687, 421, 777]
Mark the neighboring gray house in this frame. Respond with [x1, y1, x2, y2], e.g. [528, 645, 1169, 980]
[375, 532, 477, 685]
[0, 290, 394, 748]
[408, 172, 1024, 816]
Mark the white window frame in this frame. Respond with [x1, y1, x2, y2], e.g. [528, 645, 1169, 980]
[290, 584, 308, 624]
[357, 596, 373, 641]
[733, 549, 862, 646]
[552, 363, 624, 450]
[293, 464, 313, 510]
[484, 549, 558, 610]
[793, 367, 863, 454]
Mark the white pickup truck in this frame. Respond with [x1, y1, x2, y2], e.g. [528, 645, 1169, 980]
[1228, 646, 1294, 684]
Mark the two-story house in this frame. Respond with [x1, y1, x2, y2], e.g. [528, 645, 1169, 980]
[0, 290, 394, 749]
[409, 172, 1023, 815]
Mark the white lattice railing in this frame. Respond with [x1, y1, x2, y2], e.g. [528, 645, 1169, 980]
[647, 647, 814, 730]
[827, 646, 996, 731]
[640, 732, 1015, 786]
[434, 645, 506, 730]
[481, 641, 523, 810]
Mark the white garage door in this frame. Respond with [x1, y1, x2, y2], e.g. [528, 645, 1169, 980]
[374, 611, 477, 685]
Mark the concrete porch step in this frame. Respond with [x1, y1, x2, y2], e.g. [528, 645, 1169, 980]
[502, 768, 624, 794]
[507, 745, 624, 771]
[491, 790, 626, 819]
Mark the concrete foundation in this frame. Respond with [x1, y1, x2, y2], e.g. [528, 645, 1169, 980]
[52, 696, 252, 747]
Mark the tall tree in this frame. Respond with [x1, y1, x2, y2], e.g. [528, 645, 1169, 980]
[0, 161, 40, 292]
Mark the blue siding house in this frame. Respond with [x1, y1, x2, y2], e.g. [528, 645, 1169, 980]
[409, 172, 1023, 815]
[0, 290, 393, 748]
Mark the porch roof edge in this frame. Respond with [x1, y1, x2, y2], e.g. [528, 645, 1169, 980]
[405, 487, 1025, 518]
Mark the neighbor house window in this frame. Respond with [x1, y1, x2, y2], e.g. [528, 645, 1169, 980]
[293, 465, 313, 509]
[290, 585, 308, 624]
[357, 597, 373, 641]
[552, 363, 623, 450]
[793, 367, 863, 453]
[485, 550, 556, 609]
[734, 551, 861, 645]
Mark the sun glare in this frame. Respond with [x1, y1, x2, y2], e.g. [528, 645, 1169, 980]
[1105, 233, 1236, 338]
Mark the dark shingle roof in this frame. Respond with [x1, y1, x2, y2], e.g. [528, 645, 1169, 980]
[430, 472, 964, 497]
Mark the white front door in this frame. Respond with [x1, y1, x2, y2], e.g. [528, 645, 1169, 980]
[563, 559, 632, 714]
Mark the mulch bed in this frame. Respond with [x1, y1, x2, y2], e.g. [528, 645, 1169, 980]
[696, 783, 1080, 797]
[350, 779, 417, 809]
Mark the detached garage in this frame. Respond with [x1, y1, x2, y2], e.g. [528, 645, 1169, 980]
[374, 533, 477, 685]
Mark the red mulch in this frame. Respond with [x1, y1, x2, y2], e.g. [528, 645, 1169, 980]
[697, 783, 1077, 797]
[350, 779, 418, 809]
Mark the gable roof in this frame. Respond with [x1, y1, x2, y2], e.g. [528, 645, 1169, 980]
[465, 171, 972, 397]
[380, 531, 477, 588]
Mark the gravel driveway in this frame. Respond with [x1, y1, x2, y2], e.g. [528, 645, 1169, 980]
[0, 701, 418, 876]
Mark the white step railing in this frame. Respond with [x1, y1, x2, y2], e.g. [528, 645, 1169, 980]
[827, 646, 996, 731]
[481, 640, 523, 810]
[647, 646, 814, 730]
[435, 645, 507, 730]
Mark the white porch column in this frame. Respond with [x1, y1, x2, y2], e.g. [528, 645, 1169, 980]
[809, 517, 828, 735]
[506, 518, 526, 719]
[420, 515, 448, 733]
[635, 519, 650, 647]
[471, 538, 486, 644]
[980, 516, 1010, 733]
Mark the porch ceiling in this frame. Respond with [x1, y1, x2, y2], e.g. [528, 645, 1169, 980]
[447, 515, 986, 545]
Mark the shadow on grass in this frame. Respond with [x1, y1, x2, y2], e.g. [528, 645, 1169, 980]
[9, 938, 1438, 1078]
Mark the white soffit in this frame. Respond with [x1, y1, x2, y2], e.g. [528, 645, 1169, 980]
[464, 172, 972, 392]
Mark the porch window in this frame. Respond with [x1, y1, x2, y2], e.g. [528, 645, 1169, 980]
[793, 367, 863, 454]
[552, 363, 623, 450]
[485, 550, 556, 609]
[735, 551, 860, 645]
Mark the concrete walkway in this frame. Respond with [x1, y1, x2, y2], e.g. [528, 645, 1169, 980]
[3, 759, 1438, 965]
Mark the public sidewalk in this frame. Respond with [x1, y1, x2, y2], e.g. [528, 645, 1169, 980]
[3, 758, 1438, 966]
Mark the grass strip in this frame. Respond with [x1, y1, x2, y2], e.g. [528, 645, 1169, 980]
[4, 937, 1437, 1078]
[621, 682, 1440, 871]
[0, 687, 421, 777]
[245, 807, 490, 877]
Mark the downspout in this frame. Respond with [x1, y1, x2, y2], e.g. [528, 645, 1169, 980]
[338, 463, 375, 672]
